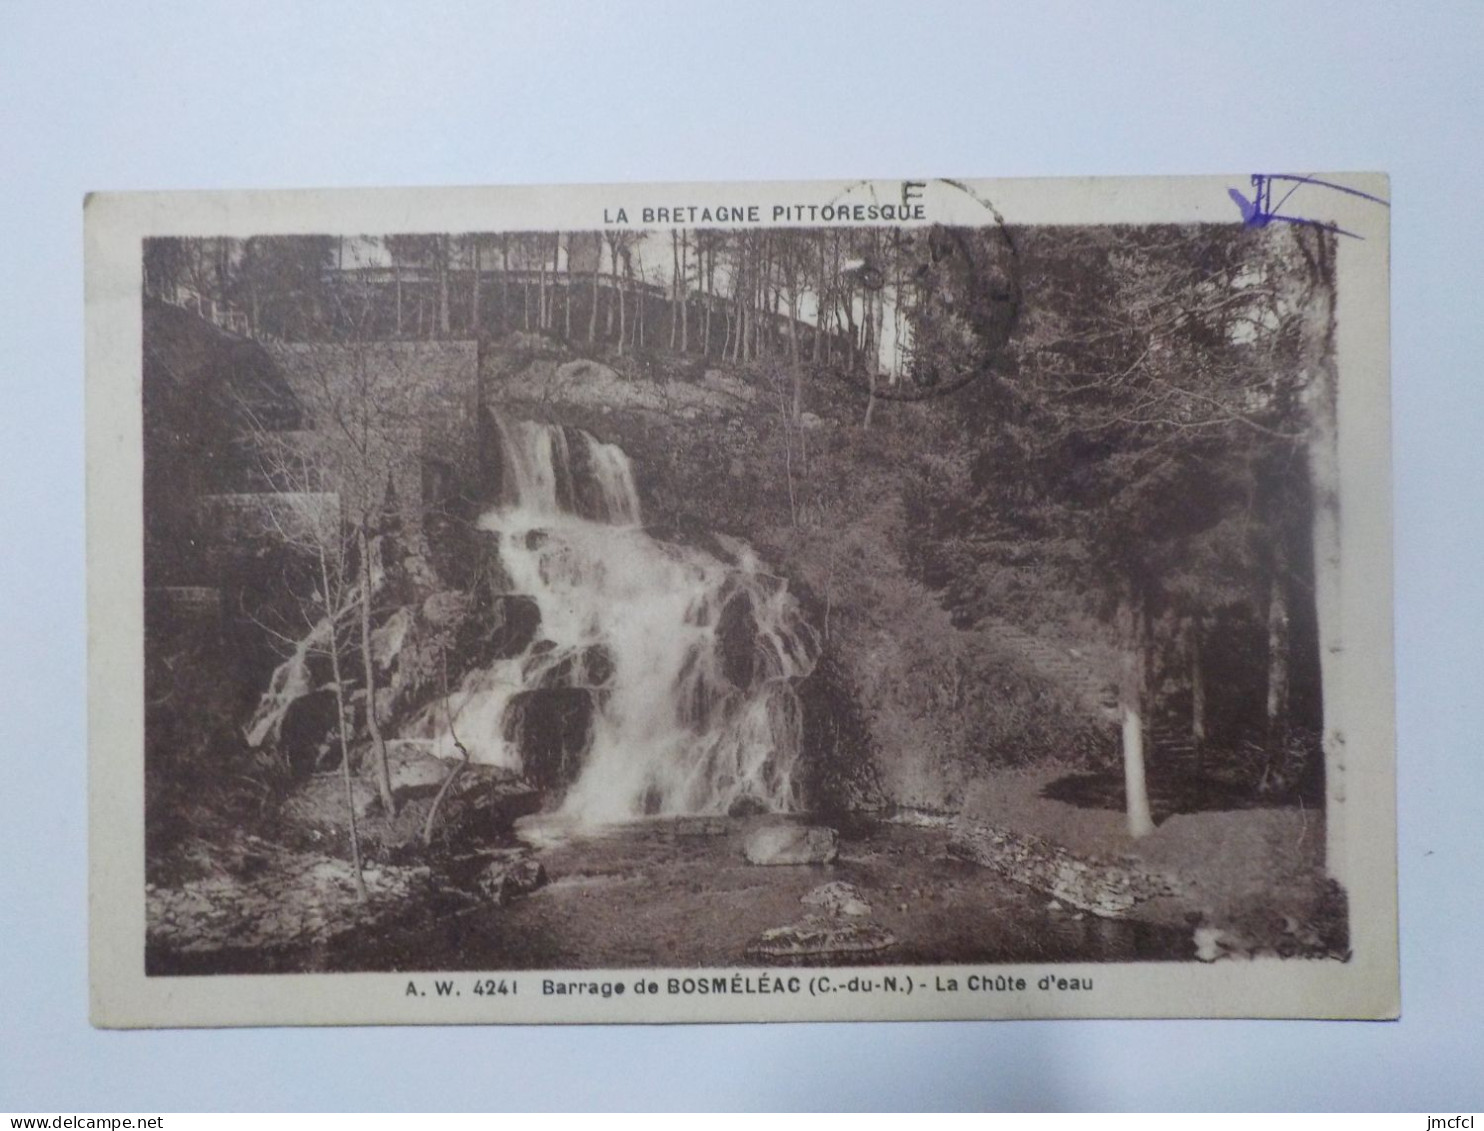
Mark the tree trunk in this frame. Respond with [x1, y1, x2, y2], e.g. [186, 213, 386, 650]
[680, 230, 689, 354]
[616, 256, 627, 357]
[1189, 616, 1206, 777]
[500, 238, 511, 333]
[1290, 226, 1345, 880]
[788, 292, 802, 421]
[563, 234, 573, 340]
[588, 244, 600, 344]
[814, 236, 827, 364]
[1117, 593, 1156, 838]
[635, 249, 645, 348]
[537, 242, 548, 330]
[359, 530, 395, 816]
[437, 236, 451, 336]
[670, 231, 680, 350]
[703, 242, 714, 356]
[843, 287, 857, 371]
[393, 264, 402, 336]
[606, 239, 618, 341]
[470, 239, 482, 336]
[317, 551, 365, 901]
[1265, 561, 1292, 777]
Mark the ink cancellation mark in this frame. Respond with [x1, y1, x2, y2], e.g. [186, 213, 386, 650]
[1229, 174, 1389, 240]
[821, 178, 1022, 404]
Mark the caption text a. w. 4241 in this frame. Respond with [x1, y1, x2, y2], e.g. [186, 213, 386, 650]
[401, 971, 1096, 1001]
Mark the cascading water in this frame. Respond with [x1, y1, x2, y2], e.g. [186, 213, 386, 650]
[405, 410, 819, 824]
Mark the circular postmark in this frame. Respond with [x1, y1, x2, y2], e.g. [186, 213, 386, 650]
[821, 178, 1023, 403]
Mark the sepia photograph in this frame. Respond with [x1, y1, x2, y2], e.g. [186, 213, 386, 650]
[87, 176, 1396, 1025]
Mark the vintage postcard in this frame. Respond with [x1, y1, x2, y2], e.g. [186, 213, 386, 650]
[86, 175, 1396, 1026]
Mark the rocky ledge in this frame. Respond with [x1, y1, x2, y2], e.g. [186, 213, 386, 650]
[947, 819, 1187, 920]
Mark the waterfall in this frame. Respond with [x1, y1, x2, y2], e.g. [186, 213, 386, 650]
[408, 410, 819, 823]
[245, 626, 320, 749]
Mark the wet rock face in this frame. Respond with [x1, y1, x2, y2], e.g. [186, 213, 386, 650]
[279, 689, 340, 775]
[742, 823, 839, 866]
[504, 687, 596, 790]
[797, 650, 883, 814]
[717, 592, 758, 689]
[490, 596, 542, 657]
[537, 644, 615, 690]
[725, 795, 770, 819]
[458, 593, 541, 669]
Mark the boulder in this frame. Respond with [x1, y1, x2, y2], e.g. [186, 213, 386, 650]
[369, 606, 414, 671]
[717, 592, 759, 690]
[384, 742, 454, 793]
[506, 330, 567, 356]
[278, 689, 340, 776]
[490, 596, 542, 657]
[458, 593, 541, 668]
[801, 881, 871, 917]
[280, 770, 379, 827]
[700, 369, 757, 404]
[554, 358, 619, 386]
[453, 773, 544, 835]
[478, 854, 548, 906]
[537, 643, 615, 690]
[742, 823, 838, 866]
[726, 794, 770, 819]
[504, 687, 596, 790]
[746, 917, 895, 961]
[422, 590, 472, 631]
[948, 819, 1186, 919]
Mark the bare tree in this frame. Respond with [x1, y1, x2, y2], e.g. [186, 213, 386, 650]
[269, 337, 423, 818]
[236, 410, 370, 901]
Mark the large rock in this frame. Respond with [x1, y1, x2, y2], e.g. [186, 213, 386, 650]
[801, 881, 871, 917]
[504, 687, 596, 790]
[537, 643, 615, 690]
[454, 772, 544, 835]
[384, 742, 453, 793]
[422, 589, 472, 631]
[717, 592, 759, 690]
[949, 819, 1186, 919]
[746, 917, 895, 961]
[700, 369, 757, 404]
[742, 823, 839, 866]
[478, 853, 548, 906]
[489, 596, 542, 657]
[498, 354, 752, 421]
[457, 592, 541, 669]
[279, 689, 340, 775]
[554, 358, 619, 386]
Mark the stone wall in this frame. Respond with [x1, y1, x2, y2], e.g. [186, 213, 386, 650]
[266, 340, 480, 545]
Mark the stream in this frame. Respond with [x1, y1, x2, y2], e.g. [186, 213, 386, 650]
[151, 818, 1191, 975]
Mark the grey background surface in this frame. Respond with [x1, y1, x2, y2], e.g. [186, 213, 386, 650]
[2, 0, 1479, 1111]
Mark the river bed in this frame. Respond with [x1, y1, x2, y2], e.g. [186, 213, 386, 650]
[151, 818, 1192, 975]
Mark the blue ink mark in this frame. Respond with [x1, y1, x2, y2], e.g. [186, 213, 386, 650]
[1229, 174, 1389, 239]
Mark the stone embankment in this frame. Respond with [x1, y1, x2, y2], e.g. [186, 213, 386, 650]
[946, 819, 1187, 920]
